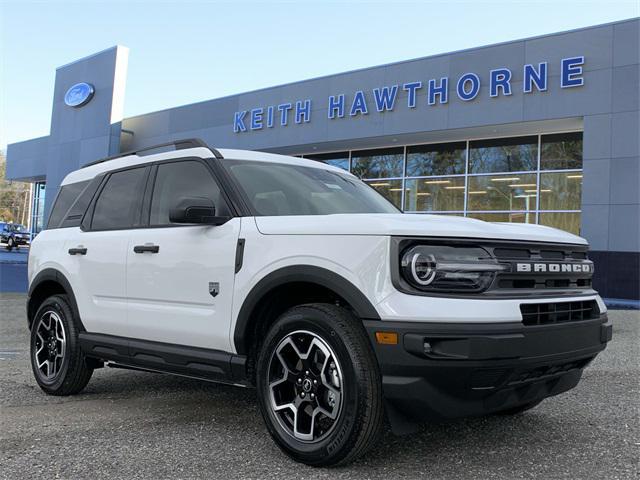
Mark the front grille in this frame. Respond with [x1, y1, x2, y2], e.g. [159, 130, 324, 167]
[520, 300, 599, 326]
[488, 243, 593, 293]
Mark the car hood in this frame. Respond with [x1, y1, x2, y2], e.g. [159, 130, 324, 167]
[255, 213, 587, 245]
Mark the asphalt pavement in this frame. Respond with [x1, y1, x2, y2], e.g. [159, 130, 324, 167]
[0, 293, 638, 479]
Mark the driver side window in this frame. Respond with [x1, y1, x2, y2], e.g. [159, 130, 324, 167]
[149, 160, 229, 226]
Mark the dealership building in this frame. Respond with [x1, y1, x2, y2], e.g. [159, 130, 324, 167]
[6, 18, 639, 300]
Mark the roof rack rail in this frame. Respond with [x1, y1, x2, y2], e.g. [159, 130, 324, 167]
[81, 138, 223, 169]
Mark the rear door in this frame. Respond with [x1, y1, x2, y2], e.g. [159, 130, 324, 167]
[64, 166, 149, 336]
[126, 158, 240, 351]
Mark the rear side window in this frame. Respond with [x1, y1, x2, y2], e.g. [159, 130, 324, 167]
[91, 167, 148, 230]
[149, 160, 229, 226]
[47, 181, 90, 229]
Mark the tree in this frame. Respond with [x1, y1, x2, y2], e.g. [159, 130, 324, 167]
[0, 151, 31, 225]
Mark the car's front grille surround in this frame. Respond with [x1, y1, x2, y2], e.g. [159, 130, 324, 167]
[520, 300, 600, 326]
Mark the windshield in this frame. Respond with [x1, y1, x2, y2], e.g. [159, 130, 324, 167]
[223, 160, 399, 216]
[9, 224, 26, 232]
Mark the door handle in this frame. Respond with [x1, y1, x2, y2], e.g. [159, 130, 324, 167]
[133, 244, 160, 254]
[68, 247, 87, 255]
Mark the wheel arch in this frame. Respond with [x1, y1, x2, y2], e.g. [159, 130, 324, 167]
[233, 265, 380, 357]
[27, 269, 84, 331]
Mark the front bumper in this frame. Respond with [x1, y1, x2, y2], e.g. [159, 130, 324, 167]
[363, 313, 611, 423]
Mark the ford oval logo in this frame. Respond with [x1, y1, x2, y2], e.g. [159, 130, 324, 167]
[64, 82, 95, 108]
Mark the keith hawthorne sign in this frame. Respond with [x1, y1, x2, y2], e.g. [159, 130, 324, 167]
[233, 56, 585, 133]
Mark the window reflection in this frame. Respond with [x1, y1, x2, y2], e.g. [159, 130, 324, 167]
[406, 142, 466, 177]
[351, 147, 404, 178]
[469, 136, 538, 173]
[404, 176, 465, 212]
[541, 132, 583, 170]
[305, 151, 350, 171]
[467, 174, 538, 211]
[539, 212, 581, 235]
[467, 212, 536, 223]
[364, 179, 403, 209]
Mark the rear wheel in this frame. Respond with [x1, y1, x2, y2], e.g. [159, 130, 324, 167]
[30, 295, 93, 395]
[256, 304, 383, 467]
[6, 238, 14, 251]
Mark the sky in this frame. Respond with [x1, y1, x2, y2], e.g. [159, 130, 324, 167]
[0, 0, 638, 150]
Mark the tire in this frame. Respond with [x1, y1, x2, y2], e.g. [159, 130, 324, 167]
[30, 295, 93, 395]
[496, 400, 542, 416]
[6, 238, 14, 251]
[256, 303, 383, 467]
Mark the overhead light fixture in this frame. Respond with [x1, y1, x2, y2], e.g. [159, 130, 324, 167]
[567, 174, 583, 179]
[417, 192, 431, 196]
[445, 186, 465, 190]
[509, 183, 537, 188]
[389, 188, 403, 192]
[425, 179, 451, 184]
[369, 182, 391, 187]
[491, 177, 521, 182]
[468, 191, 487, 195]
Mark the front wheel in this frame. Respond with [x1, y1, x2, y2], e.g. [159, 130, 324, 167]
[6, 238, 14, 251]
[256, 304, 383, 467]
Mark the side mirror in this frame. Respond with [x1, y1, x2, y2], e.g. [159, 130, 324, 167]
[168, 197, 230, 225]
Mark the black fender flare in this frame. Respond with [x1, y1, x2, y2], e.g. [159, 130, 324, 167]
[233, 265, 380, 355]
[27, 268, 84, 330]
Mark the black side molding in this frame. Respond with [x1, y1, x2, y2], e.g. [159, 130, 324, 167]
[235, 238, 245, 273]
[78, 332, 248, 385]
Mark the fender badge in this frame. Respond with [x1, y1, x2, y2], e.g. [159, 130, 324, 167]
[209, 282, 220, 298]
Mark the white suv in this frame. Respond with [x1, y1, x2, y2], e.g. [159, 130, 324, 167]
[27, 139, 611, 466]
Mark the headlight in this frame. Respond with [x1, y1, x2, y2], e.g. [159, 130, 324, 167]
[400, 244, 507, 293]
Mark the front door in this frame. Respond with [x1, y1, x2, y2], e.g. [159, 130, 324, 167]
[126, 159, 240, 351]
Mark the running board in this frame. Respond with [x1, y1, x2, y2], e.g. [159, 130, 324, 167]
[79, 332, 248, 385]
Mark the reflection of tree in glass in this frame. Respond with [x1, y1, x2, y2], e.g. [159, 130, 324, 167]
[352, 151, 403, 178]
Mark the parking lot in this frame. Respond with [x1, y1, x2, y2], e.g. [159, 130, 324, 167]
[0, 293, 638, 480]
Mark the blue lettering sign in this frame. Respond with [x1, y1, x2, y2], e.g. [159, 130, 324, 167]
[250, 108, 263, 130]
[457, 73, 480, 101]
[428, 77, 448, 105]
[267, 106, 275, 127]
[233, 55, 585, 133]
[278, 103, 292, 126]
[490, 68, 512, 97]
[373, 85, 398, 112]
[233, 111, 247, 133]
[403, 81, 422, 108]
[350, 90, 368, 116]
[328, 94, 345, 119]
[524, 62, 547, 93]
[295, 100, 311, 124]
[561, 56, 584, 88]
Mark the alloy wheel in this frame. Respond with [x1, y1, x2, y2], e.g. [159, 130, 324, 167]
[33, 311, 66, 379]
[267, 330, 343, 443]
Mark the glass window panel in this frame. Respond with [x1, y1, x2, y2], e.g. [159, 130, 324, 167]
[150, 161, 228, 226]
[467, 212, 536, 223]
[541, 132, 582, 170]
[539, 172, 582, 210]
[539, 212, 581, 235]
[351, 147, 404, 179]
[467, 173, 538, 211]
[92, 167, 147, 230]
[304, 151, 350, 171]
[469, 136, 538, 173]
[404, 176, 465, 212]
[364, 179, 403, 209]
[406, 142, 466, 177]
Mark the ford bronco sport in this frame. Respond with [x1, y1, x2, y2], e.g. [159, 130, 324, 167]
[27, 139, 611, 466]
